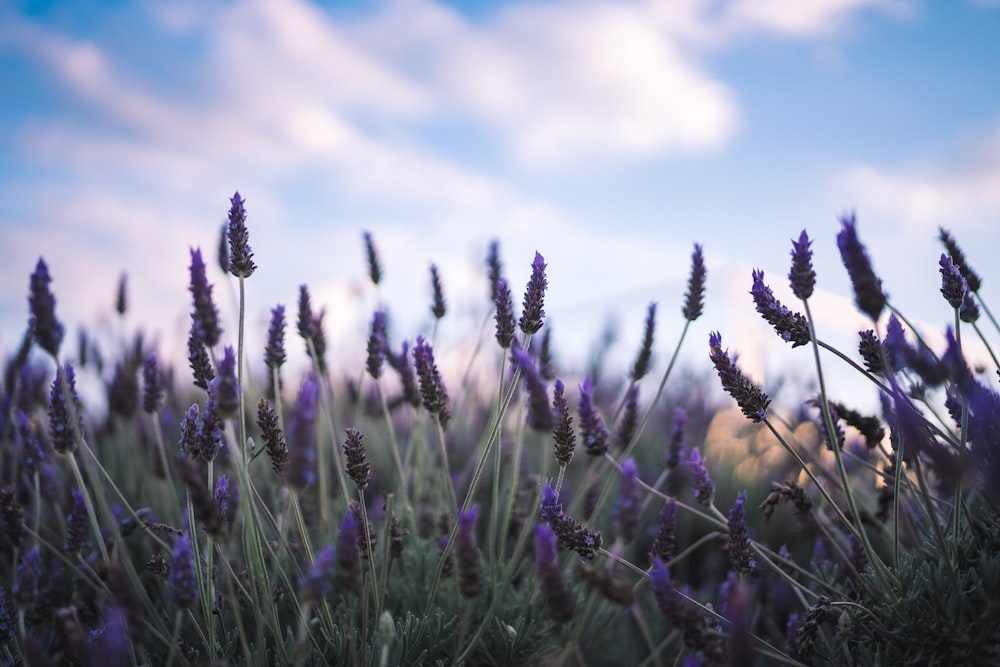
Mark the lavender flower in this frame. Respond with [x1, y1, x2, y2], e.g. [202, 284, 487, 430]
[665, 408, 687, 469]
[630, 302, 656, 381]
[551, 380, 576, 467]
[336, 508, 361, 589]
[14, 546, 41, 605]
[343, 427, 372, 490]
[537, 326, 556, 379]
[709, 332, 770, 422]
[49, 364, 83, 454]
[286, 377, 318, 489]
[169, 535, 198, 610]
[1, 486, 25, 549]
[486, 239, 502, 303]
[688, 447, 715, 505]
[939, 253, 968, 309]
[217, 222, 229, 274]
[297, 285, 327, 374]
[213, 346, 239, 419]
[363, 231, 382, 286]
[28, 257, 64, 358]
[787, 596, 837, 663]
[649, 557, 684, 623]
[858, 330, 885, 375]
[63, 487, 88, 553]
[512, 346, 553, 432]
[389, 340, 421, 408]
[299, 545, 336, 607]
[16, 411, 46, 476]
[534, 524, 575, 623]
[226, 191, 256, 278]
[115, 272, 127, 316]
[836, 213, 886, 322]
[682, 244, 706, 321]
[178, 403, 201, 458]
[727, 491, 756, 574]
[456, 505, 483, 598]
[613, 457, 641, 543]
[960, 294, 980, 323]
[413, 336, 451, 428]
[751, 269, 811, 347]
[493, 277, 516, 349]
[107, 359, 140, 419]
[141, 355, 164, 414]
[187, 333, 215, 390]
[264, 304, 287, 371]
[615, 384, 639, 451]
[197, 391, 225, 461]
[214, 474, 238, 528]
[938, 227, 982, 292]
[649, 497, 677, 563]
[789, 230, 816, 300]
[176, 457, 225, 539]
[429, 264, 446, 320]
[518, 251, 547, 335]
[366, 310, 387, 380]
[539, 483, 602, 561]
[577, 378, 610, 457]
[255, 398, 289, 475]
[188, 248, 222, 346]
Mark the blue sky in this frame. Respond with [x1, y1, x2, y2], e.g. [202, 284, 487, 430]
[2, 0, 1000, 408]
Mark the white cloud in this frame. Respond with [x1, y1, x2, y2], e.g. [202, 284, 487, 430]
[720, 0, 913, 39]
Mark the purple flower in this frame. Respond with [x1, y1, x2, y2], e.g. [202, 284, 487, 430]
[298, 545, 336, 607]
[682, 244, 706, 321]
[751, 269, 811, 347]
[188, 248, 222, 347]
[486, 240, 503, 304]
[552, 379, 576, 467]
[255, 397, 289, 475]
[286, 377, 318, 489]
[264, 304, 287, 371]
[727, 491, 756, 574]
[511, 346, 553, 432]
[630, 302, 656, 381]
[213, 346, 240, 419]
[709, 332, 770, 422]
[534, 524, 575, 623]
[429, 264, 446, 320]
[649, 557, 684, 623]
[536, 327, 556, 380]
[665, 408, 687, 469]
[343, 427, 372, 490]
[518, 251, 548, 335]
[187, 332, 215, 391]
[615, 384, 639, 451]
[688, 447, 715, 505]
[64, 487, 88, 553]
[366, 310, 387, 380]
[493, 277, 516, 349]
[836, 213, 886, 322]
[413, 336, 451, 428]
[938, 227, 982, 292]
[649, 497, 677, 564]
[178, 403, 201, 458]
[227, 191, 256, 278]
[215, 474, 238, 528]
[176, 456, 226, 538]
[297, 285, 327, 374]
[48, 364, 83, 454]
[539, 483, 602, 561]
[939, 253, 968, 309]
[1, 486, 26, 550]
[613, 457, 641, 543]
[141, 355, 164, 414]
[115, 272, 127, 316]
[960, 294, 980, 323]
[363, 231, 382, 286]
[789, 230, 816, 300]
[28, 257, 64, 358]
[577, 379, 610, 457]
[16, 410, 46, 475]
[456, 505, 483, 598]
[169, 535, 198, 610]
[388, 340, 421, 408]
[858, 330, 885, 374]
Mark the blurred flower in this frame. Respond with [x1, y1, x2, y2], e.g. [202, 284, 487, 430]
[48, 364, 83, 454]
[213, 346, 240, 419]
[366, 310, 387, 380]
[336, 508, 361, 590]
[215, 474, 238, 528]
[493, 277, 516, 349]
[682, 244, 706, 321]
[298, 545, 336, 608]
[629, 303, 656, 381]
[688, 447, 715, 505]
[578, 378, 610, 457]
[649, 497, 677, 564]
[486, 239, 503, 303]
[939, 253, 968, 309]
[363, 231, 382, 286]
[511, 346, 553, 432]
[836, 213, 886, 322]
[169, 535, 198, 610]
[938, 227, 982, 292]
[429, 264, 446, 320]
[286, 377, 319, 489]
[63, 487, 88, 554]
[615, 384, 639, 451]
[297, 285, 328, 374]
[534, 524, 575, 623]
[613, 457, 641, 543]
[456, 505, 483, 599]
[188, 248, 222, 347]
[28, 257, 64, 359]
[413, 336, 451, 428]
[727, 490, 756, 574]
[264, 304, 287, 372]
[141, 355, 164, 414]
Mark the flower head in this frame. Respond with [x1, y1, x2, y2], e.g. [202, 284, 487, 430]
[297, 285, 327, 374]
[227, 191, 256, 278]
[649, 497, 677, 564]
[511, 346, 553, 431]
[48, 364, 83, 454]
[141, 355, 164, 414]
[264, 304, 287, 371]
[343, 427, 372, 489]
[836, 213, 886, 322]
[534, 524, 575, 623]
[456, 505, 483, 598]
[665, 408, 687, 469]
[188, 248, 222, 346]
[187, 332, 215, 391]
[615, 384, 639, 451]
[857, 330, 885, 374]
[413, 336, 451, 428]
[688, 447, 715, 505]
[938, 227, 982, 292]
[630, 302, 656, 381]
[298, 545, 336, 607]
[64, 487, 89, 553]
[363, 231, 382, 286]
[727, 491, 756, 574]
[215, 474, 239, 528]
[169, 535, 198, 610]
[552, 379, 576, 467]
[939, 253, 968, 309]
[682, 244, 706, 321]
[115, 272, 128, 316]
[366, 310, 387, 380]
[577, 379, 610, 457]
[538, 483, 602, 561]
[429, 264, 446, 320]
[518, 251, 548, 335]
[709, 332, 770, 422]
[213, 346, 240, 419]
[486, 240, 503, 303]
[789, 230, 816, 300]
[751, 269, 811, 347]
[493, 277, 516, 349]
[28, 258, 64, 358]
[286, 377, 319, 489]
[613, 457, 641, 543]
[336, 509, 361, 589]
[256, 397, 289, 475]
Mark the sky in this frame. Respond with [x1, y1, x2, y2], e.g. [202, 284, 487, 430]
[2, 0, 1000, 413]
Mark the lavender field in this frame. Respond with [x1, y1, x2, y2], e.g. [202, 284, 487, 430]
[2, 194, 999, 666]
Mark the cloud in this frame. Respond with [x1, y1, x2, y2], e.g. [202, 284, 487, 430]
[719, 0, 912, 39]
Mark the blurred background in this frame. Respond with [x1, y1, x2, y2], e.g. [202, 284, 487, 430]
[2, 0, 999, 412]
